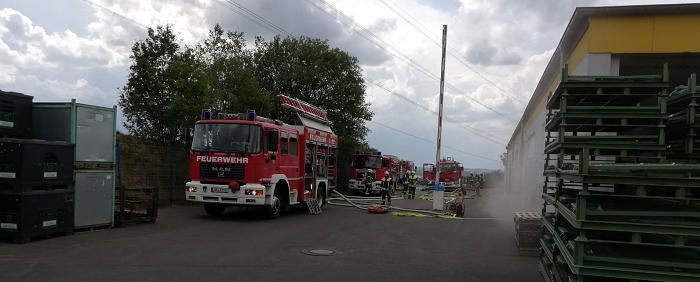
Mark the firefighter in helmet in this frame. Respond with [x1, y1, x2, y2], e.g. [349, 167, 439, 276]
[380, 171, 393, 205]
[363, 169, 375, 196]
[407, 170, 418, 199]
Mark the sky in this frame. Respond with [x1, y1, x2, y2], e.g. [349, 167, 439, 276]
[1, 0, 696, 170]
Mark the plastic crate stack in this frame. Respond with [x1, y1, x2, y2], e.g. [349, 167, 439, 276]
[0, 90, 76, 244]
[540, 64, 700, 282]
[666, 73, 700, 163]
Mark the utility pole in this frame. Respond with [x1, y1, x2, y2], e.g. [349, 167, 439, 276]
[433, 24, 448, 211]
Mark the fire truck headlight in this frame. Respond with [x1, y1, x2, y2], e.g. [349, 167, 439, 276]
[245, 189, 264, 196]
[186, 187, 196, 192]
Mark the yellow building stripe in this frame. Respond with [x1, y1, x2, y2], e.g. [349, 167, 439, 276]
[512, 13, 700, 144]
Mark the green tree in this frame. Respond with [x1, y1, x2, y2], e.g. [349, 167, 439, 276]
[253, 35, 373, 147]
[119, 25, 211, 146]
[195, 24, 270, 116]
[252, 35, 374, 189]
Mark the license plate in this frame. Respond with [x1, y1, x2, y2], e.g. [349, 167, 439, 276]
[211, 187, 229, 193]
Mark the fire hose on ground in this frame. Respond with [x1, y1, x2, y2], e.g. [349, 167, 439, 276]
[328, 190, 471, 219]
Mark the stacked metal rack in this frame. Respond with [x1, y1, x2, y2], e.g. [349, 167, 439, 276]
[0, 90, 77, 244]
[666, 73, 700, 163]
[540, 64, 700, 282]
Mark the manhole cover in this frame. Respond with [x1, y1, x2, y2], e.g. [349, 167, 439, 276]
[301, 248, 342, 256]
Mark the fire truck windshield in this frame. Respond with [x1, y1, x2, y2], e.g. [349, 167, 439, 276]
[191, 123, 262, 154]
[439, 163, 458, 173]
[354, 155, 383, 169]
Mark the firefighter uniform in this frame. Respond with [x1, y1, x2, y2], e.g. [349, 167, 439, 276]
[407, 171, 418, 199]
[401, 174, 408, 191]
[363, 169, 375, 196]
[380, 171, 393, 205]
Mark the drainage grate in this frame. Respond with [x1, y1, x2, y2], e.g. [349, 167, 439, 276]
[301, 248, 342, 256]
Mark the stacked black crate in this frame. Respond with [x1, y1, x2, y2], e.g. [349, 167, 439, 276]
[0, 90, 33, 138]
[0, 90, 76, 244]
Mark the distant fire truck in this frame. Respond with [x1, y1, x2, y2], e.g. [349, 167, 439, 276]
[423, 157, 464, 190]
[185, 95, 338, 219]
[348, 152, 400, 195]
[401, 159, 415, 176]
[423, 163, 435, 185]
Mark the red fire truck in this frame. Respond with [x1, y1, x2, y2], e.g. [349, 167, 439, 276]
[185, 95, 338, 219]
[348, 152, 400, 195]
[423, 157, 463, 190]
[401, 160, 415, 176]
[436, 157, 464, 190]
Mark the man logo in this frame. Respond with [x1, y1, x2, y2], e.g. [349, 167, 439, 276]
[218, 172, 225, 177]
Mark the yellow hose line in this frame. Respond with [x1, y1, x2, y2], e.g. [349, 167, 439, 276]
[390, 211, 463, 220]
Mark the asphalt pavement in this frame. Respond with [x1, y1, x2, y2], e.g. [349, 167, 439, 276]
[0, 187, 542, 282]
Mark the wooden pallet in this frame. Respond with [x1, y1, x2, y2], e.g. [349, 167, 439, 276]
[514, 212, 542, 222]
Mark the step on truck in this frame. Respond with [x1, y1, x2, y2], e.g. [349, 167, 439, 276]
[185, 95, 338, 219]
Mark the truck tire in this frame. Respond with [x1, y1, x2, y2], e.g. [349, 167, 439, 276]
[317, 187, 326, 208]
[265, 188, 282, 220]
[204, 203, 226, 217]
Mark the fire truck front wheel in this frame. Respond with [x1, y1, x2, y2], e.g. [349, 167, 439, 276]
[204, 203, 226, 217]
[265, 188, 282, 220]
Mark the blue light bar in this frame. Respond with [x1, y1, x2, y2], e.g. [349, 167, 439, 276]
[247, 110, 256, 121]
[355, 150, 360, 154]
[202, 109, 212, 120]
[377, 151, 381, 155]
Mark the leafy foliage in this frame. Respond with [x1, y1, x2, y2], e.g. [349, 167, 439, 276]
[119, 24, 380, 187]
[119, 25, 211, 146]
[252, 35, 373, 149]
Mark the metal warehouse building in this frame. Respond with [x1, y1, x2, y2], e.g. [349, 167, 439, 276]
[504, 3, 700, 211]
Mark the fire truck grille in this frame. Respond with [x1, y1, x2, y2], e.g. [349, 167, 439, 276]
[199, 163, 245, 180]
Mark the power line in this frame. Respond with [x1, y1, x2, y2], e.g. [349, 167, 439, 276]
[79, 0, 504, 161]
[369, 120, 500, 162]
[306, 0, 518, 124]
[212, 0, 286, 36]
[223, 0, 293, 37]
[380, 0, 526, 105]
[364, 76, 507, 145]
[82, 0, 150, 29]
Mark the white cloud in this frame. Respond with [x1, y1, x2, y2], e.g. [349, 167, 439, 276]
[1, 0, 697, 169]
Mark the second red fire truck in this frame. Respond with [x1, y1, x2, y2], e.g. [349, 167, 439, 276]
[185, 95, 338, 219]
[348, 152, 415, 195]
[423, 157, 464, 191]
